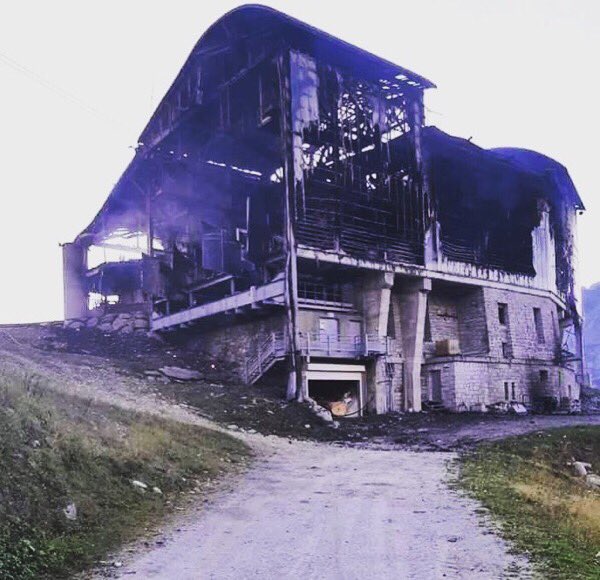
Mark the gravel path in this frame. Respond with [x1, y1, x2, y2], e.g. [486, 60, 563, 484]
[113, 441, 531, 580]
[0, 325, 570, 578]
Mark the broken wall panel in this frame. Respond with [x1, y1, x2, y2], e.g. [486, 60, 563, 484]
[290, 51, 428, 264]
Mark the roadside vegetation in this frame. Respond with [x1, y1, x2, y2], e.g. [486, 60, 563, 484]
[0, 368, 250, 579]
[459, 426, 600, 579]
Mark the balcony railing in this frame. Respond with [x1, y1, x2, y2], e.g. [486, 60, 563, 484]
[298, 332, 394, 357]
[244, 331, 395, 384]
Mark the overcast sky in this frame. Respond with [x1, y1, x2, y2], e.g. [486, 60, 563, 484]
[1, 0, 598, 323]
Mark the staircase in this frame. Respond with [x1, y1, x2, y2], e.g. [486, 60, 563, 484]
[244, 332, 287, 384]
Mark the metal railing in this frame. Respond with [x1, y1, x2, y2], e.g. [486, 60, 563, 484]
[244, 331, 395, 384]
[298, 332, 394, 358]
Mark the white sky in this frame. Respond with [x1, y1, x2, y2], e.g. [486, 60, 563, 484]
[1, 0, 599, 323]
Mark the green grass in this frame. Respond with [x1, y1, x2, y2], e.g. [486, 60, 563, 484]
[459, 426, 600, 579]
[0, 369, 250, 579]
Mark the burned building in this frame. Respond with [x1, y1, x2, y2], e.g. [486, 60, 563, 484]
[63, 5, 585, 414]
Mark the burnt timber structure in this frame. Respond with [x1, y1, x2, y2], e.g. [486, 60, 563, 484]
[63, 5, 585, 414]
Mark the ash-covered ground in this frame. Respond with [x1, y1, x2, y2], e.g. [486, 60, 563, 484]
[2, 323, 599, 451]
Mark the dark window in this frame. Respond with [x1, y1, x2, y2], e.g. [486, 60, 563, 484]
[498, 303, 508, 325]
[533, 308, 545, 344]
[504, 381, 509, 400]
[540, 370, 549, 383]
[511, 382, 516, 400]
[502, 342, 511, 358]
[387, 305, 396, 339]
[424, 310, 432, 342]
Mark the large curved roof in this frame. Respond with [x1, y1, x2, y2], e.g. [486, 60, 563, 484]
[138, 4, 434, 145]
[492, 147, 584, 210]
[198, 4, 436, 86]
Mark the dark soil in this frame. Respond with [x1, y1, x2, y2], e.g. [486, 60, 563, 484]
[3, 323, 600, 451]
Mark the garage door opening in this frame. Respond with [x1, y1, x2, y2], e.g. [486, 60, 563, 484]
[308, 379, 361, 418]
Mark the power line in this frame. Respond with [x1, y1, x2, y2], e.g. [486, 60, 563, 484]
[0, 49, 131, 139]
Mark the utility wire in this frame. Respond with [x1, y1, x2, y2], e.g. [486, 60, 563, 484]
[0, 49, 131, 139]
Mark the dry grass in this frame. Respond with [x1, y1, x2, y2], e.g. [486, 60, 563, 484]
[0, 368, 250, 579]
[460, 426, 600, 579]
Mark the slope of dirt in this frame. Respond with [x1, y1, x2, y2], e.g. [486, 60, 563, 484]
[3, 323, 598, 579]
[1, 323, 599, 451]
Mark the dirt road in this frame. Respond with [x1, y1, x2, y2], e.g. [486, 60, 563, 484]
[2, 325, 590, 578]
[113, 441, 530, 580]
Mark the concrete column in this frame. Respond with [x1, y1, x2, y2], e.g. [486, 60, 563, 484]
[62, 242, 88, 320]
[366, 357, 392, 414]
[362, 271, 394, 336]
[362, 272, 394, 414]
[396, 277, 431, 412]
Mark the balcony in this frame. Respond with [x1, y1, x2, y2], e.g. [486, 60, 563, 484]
[298, 332, 394, 358]
[245, 331, 395, 384]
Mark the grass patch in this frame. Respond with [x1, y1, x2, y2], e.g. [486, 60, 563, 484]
[459, 426, 600, 579]
[0, 369, 250, 579]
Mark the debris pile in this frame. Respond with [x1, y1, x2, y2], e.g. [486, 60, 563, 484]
[157, 366, 202, 382]
[581, 387, 600, 414]
[569, 460, 600, 489]
[64, 312, 150, 335]
[486, 401, 528, 415]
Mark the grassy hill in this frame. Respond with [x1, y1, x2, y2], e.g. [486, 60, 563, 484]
[0, 368, 249, 579]
[460, 427, 600, 579]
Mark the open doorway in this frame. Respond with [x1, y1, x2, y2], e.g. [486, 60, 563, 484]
[308, 379, 361, 418]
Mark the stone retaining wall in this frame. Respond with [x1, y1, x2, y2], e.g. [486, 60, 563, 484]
[64, 312, 150, 335]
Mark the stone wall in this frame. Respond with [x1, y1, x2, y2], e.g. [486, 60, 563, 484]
[422, 286, 577, 411]
[457, 287, 489, 355]
[184, 313, 287, 379]
[427, 293, 459, 343]
[482, 288, 558, 361]
[423, 358, 580, 411]
[64, 311, 150, 335]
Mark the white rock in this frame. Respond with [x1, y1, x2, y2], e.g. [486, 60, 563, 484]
[572, 461, 591, 477]
[152, 486, 163, 495]
[586, 473, 600, 488]
[131, 479, 148, 490]
[63, 502, 77, 521]
[509, 402, 528, 415]
[312, 404, 333, 423]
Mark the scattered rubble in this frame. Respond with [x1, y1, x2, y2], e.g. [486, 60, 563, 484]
[131, 480, 148, 490]
[63, 502, 77, 521]
[6, 324, 600, 450]
[571, 461, 591, 477]
[64, 312, 150, 336]
[567, 460, 600, 489]
[306, 397, 333, 423]
[509, 403, 528, 415]
[158, 366, 202, 381]
[586, 474, 600, 489]
[581, 387, 600, 414]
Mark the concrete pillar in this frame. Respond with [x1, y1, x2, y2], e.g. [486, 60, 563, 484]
[396, 277, 431, 412]
[362, 271, 394, 336]
[62, 242, 88, 320]
[362, 272, 394, 414]
[366, 357, 392, 414]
